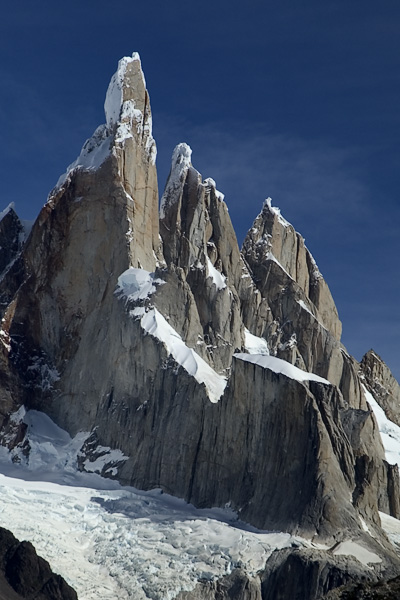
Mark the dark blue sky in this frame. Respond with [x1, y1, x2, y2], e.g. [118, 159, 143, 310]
[1, 1, 399, 379]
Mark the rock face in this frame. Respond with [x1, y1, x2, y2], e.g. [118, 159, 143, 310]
[323, 575, 400, 599]
[0, 527, 77, 600]
[1, 53, 400, 599]
[360, 350, 400, 427]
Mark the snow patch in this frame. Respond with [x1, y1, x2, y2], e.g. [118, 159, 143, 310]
[380, 511, 400, 553]
[244, 329, 269, 355]
[360, 517, 371, 534]
[203, 177, 225, 201]
[56, 124, 112, 188]
[0, 328, 11, 352]
[332, 540, 381, 566]
[234, 353, 330, 385]
[206, 257, 226, 290]
[115, 100, 143, 143]
[308, 252, 323, 282]
[104, 53, 142, 128]
[264, 198, 291, 228]
[297, 299, 314, 316]
[116, 268, 165, 302]
[5, 408, 128, 484]
[266, 251, 292, 279]
[0, 202, 15, 222]
[82, 447, 128, 477]
[137, 308, 227, 403]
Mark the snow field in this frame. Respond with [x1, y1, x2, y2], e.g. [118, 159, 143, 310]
[0, 409, 298, 600]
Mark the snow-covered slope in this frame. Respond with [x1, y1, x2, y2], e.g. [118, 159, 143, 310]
[0, 409, 305, 600]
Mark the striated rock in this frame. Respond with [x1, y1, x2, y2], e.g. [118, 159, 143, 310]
[0, 206, 26, 318]
[0, 205, 24, 277]
[159, 143, 244, 372]
[242, 198, 341, 340]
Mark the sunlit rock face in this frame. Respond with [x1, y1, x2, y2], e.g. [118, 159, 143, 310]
[0, 53, 400, 600]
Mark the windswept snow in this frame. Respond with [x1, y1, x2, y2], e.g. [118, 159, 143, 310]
[0, 202, 15, 222]
[104, 53, 142, 127]
[265, 251, 292, 278]
[308, 252, 323, 281]
[244, 329, 269, 355]
[117, 267, 226, 402]
[362, 385, 400, 469]
[55, 124, 113, 188]
[203, 177, 225, 201]
[297, 299, 314, 316]
[264, 197, 291, 228]
[234, 353, 330, 385]
[206, 257, 226, 290]
[139, 308, 227, 403]
[115, 100, 143, 143]
[117, 268, 165, 302]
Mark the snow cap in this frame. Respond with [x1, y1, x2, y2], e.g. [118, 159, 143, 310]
[104, 53, 144, 127]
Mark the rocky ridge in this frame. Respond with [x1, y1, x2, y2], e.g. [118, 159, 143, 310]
[0, 53, 400, 599]
[0, 527, 77, 600]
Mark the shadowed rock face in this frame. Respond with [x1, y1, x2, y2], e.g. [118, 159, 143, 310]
[323, 575, 400, 599]
[0, 53, 400, 599]
[0, 207, 23, 278]
[0, 527, 77, 600]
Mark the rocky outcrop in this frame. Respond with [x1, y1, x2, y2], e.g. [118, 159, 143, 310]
[175, 569, 262, 600]
[323, 575, 400, 599]
[175, 545, 398, 600]
[0, 206, 26, 317]
[0, 527, 77, 600]
[0, 206, 24, 278]
[260, 547, 387, 600]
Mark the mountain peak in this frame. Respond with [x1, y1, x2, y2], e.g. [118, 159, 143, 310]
[54, 52, 156, 192]
[104, 53, 145, 127]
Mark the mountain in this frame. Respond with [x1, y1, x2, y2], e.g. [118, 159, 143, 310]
[0, 53, 400, 599]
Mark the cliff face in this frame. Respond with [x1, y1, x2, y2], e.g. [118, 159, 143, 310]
[0, 53, 400, 599]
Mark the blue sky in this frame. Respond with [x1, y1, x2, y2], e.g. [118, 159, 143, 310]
[1, 1, 399, 379]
